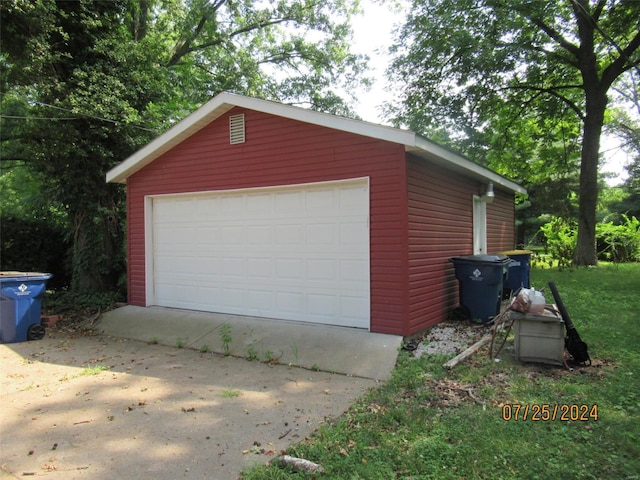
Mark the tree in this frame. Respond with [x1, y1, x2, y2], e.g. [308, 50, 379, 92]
[1, 0, 365, 292]
[388, 0, 640, 265]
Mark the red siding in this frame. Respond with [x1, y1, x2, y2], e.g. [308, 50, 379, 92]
[407, 157, 474, 333]
[406, 157, 516, 334]
[125, 106, 517, 336]
[487, 190, 516, 252]
[127, 107, 408, 335]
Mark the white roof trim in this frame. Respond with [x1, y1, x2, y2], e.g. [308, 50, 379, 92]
[106, 92, 526, 194]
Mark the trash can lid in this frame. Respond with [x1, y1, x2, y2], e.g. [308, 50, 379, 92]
[500, 250, 533, 255]
[449, 254, 509, 264]
[0, 271, 52, 281]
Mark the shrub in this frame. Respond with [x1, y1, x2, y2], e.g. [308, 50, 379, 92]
[0, 215, 71, 288]
[596, 215, 640, 262]
[538, 216, 576, 267]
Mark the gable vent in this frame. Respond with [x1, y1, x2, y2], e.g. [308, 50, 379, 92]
[229, 114, 245, 144]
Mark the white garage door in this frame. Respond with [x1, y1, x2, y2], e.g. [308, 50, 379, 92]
[146, 179, 370, 329]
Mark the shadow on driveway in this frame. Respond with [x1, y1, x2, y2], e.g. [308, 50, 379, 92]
[1, 329, 378, 479]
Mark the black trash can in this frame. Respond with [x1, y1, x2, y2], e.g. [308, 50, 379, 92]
[449, 254, 510, 324]
[0, 272, 52, 343]
[501, 250, 533, 294]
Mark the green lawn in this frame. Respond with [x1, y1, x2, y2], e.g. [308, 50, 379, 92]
[242, 263, 640, 479]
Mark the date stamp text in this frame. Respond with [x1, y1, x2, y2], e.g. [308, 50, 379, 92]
[501, 404, 598, 421]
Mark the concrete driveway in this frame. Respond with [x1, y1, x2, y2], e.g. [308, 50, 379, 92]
[1, 309, 400, 479]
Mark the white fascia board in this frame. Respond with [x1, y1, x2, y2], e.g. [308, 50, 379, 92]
[106, 96, 236, 183]
[412, 135, 527, 195]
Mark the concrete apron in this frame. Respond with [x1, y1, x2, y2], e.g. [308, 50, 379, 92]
[99, 306, 402, 381]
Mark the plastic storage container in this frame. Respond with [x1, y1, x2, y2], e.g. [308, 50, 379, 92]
[0, 272, 52, 343]
[501, 250, 533, 293]
[449, 254, 510, 324]
[511, 308, 565, 365]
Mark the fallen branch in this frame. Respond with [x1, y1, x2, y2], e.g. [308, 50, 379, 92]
[271, 455, 325, 474]
[443, 333, 493, 369]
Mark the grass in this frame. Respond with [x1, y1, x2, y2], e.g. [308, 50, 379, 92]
[220, 388, 242, 398]
[241, 263, 640, 479]
[79, 364, 108, 376]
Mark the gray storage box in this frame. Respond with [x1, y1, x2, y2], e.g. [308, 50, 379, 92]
[511, 307, 565, 365]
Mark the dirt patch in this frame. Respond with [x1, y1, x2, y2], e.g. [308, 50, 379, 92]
[0, 328, 376, 480]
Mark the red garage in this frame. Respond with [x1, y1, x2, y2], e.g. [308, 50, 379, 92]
[107, 92, 525, 336]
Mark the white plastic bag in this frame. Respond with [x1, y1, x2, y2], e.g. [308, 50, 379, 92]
[511, 288, 545, 313]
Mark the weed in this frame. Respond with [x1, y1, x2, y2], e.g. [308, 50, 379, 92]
[290, 342, 299, 362]
[80, 365, 108, 376]
[176, 337, 185, 349]
[262, 350, 277, 364]
[246, 345, 259, 361]
[220, 388, 242, 398]
[199, 344, 210, 353]
[149, 337, 159, 345]
[220, 323, 232, 355]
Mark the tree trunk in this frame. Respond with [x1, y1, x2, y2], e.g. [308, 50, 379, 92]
[574, 91, 607, 266]
[70, 204, 124, 294]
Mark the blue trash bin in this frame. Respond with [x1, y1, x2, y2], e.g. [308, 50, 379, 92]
[449, 254, 510, 324]
[0, 272, 52, 343]
[501, 250, 533, 293]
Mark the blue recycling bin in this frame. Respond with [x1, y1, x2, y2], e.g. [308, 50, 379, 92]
[501, 250, 533, 293]
[0, 272, 52, 343]
[449, 254, 510, 324]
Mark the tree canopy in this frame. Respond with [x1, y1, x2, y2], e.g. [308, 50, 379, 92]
[388, 0, 640, 265]
[0, 0, 366, 292]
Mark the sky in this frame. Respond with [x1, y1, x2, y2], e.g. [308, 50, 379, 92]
[349, 0, 405, 125]
[349, 1, 631, 186]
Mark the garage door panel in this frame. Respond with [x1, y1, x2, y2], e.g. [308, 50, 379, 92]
[155, 256, 198, 275]
[246, 192, 273, 212]
[275, 191, 303, 212]
[308, 294, 338, 316]
[341, 259, 369, 282]
[341, 296, 369, 320]
[276, 291, 305, 314]
[276, 258, 304, 279]
[307, 189, 336, 210]
[149, 179, 370, 328]
[307, 259, 336, 280]
[306, 224, 337, 244]
[219, 226, 246, 245]
[247, 289, 275, 309]
[275, 224, 304, 244]
[247, 225, 273, 244]
[247, 258, 274, 277]
[220, 195, 245, 214]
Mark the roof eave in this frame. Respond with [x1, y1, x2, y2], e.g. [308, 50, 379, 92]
[410, 136, 527, 195]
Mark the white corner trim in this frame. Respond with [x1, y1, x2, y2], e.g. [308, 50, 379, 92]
[144, 195, 155, 306]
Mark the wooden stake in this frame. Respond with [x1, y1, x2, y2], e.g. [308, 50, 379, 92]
[443, 333, 493, 369]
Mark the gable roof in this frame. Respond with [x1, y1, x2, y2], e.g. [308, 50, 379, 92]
[106, 92, 526, 194]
